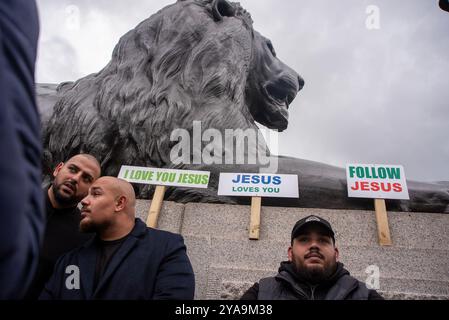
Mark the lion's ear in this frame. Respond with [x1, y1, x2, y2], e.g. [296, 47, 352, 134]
[212, 0, 235, 21]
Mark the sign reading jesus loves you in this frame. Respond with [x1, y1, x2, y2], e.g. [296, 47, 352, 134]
[218, 173, 298, 198]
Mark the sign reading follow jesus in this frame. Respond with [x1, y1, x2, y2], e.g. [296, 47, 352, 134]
[218, 173, 299, 198]
[118, 165, 210, 188]
[346, 164, 409, 200]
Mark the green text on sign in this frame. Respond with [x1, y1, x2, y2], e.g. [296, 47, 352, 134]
[348, 165, 401, 179]
[118, 165, 210, 188]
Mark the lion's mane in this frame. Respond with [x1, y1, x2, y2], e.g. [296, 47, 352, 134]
[44, 0, 258, 177]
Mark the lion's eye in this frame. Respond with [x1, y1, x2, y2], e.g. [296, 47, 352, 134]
[266, 41, 276, 57]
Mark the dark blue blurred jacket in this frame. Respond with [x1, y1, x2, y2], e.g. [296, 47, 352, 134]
[0, 0, 44, 299]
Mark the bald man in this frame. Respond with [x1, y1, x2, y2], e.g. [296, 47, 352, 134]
[26, 154, 101, 299]
[40, 177, 195, 300]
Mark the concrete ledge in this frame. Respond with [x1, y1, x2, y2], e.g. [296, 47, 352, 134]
[340, 246, 449, 281]
[135, 200, 185, 234]
[181, 203, 449, 249]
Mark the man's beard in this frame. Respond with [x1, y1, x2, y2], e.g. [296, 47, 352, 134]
[291, 252, 337, 284]
[79, 217, 110, 234]
[52, 180, 79, 207]
[79, 218, 97, 233]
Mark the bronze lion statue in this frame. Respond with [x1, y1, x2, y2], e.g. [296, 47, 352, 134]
[38, 0, 449, 213]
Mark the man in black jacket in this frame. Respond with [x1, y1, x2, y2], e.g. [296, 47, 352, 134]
[241, 215, 383, 300]
[40, 176, 195, 300]
[25, 154, 101, 299]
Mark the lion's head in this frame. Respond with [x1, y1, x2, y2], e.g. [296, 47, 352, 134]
[43, 0, 303, 179]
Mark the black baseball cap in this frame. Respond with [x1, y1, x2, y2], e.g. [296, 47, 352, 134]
[291, 215, 335, 243]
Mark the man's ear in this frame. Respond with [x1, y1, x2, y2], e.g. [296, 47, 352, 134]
[335, 246, 340, 262]
[115, 195, 127, 212]
[53, 162, 64, 178]
[287, 246, 293, 262]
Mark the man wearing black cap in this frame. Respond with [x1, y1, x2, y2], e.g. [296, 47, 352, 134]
[240, 215, 383, 300]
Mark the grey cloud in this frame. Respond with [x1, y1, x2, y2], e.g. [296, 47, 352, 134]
[36, 36, 80, 83]
[248, 0, 449, 182]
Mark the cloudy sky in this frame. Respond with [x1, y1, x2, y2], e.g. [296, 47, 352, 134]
[35, 0, 449, 182]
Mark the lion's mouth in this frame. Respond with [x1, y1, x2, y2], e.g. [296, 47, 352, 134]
[265, 81, 296, 107]
[259, 81, 297, 131]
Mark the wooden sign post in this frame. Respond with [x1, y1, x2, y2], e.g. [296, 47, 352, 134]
[346, 164, 409, 246]
[249, 196, 261, 240]
[218, 173, 299, 240]
[146, 185, 167, 228]
[374, 199, 392, 246]
[118, 165, 210, 229]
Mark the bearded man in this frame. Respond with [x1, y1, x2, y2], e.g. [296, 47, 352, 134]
[241, 215, 383, 300]
[40, 177, 195, 300]
[26, 154, 101, 299]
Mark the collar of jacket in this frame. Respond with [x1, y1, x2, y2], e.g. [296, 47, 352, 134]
[78, 218, 147, 298]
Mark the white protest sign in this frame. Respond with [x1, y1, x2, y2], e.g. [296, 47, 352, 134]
[118, 165, 210, 188]
[218, 173, 299, 198]
[346, 164, 409, 200]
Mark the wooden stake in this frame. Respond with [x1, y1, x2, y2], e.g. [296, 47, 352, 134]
[374, 199, 392, 246]
[249, 196, 262, 240]
[146, 185, 166, 228]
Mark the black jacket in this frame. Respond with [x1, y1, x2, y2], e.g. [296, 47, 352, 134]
[241, 261, 383, 300]
[0, 0, 44, 299]
[40, 218, 195, 300]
